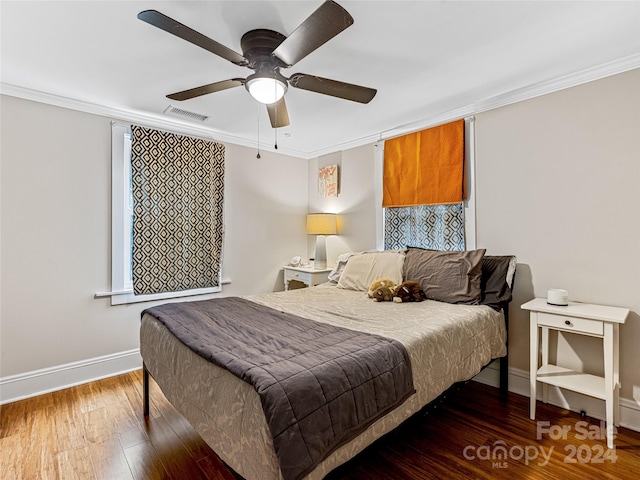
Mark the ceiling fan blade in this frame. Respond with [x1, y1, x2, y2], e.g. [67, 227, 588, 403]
[167, 79, 245, 101]
[272, 0, 353, 67]
[266, 98, 290, 128]
[289, 73, 376, 104]
[137, 10, 248, 66]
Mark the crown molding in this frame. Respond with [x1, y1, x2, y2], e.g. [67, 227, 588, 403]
[307, 53, 640, 157]
[0, 83, 311, 159]
[3, 53, 639, 160]
[468, 52, 640, 117]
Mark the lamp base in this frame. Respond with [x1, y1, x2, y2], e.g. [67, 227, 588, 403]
[314, 235, 327, 270]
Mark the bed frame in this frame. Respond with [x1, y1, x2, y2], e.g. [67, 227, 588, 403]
[140, 252, 516, 479]
[142, 302, 511, 416]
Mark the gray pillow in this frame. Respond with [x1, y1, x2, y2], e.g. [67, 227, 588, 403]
[480, 255, 517, 310]
[403, 248, 486, 304]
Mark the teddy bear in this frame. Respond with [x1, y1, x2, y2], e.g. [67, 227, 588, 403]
[367, 278, 398, 298]
[392, 281, 427, 303]
[372, 286, 394, 302]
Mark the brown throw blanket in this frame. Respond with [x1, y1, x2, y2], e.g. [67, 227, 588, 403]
[143, 297, 415, 480]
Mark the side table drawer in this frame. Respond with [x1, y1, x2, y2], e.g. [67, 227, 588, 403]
[538, 312, 603, 336]
[285, 270, 309, 283]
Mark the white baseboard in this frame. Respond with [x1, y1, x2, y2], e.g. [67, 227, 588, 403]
[0, 349, 142, 405]
[3, 351, 639, 435]
[473, 361, 640, 433]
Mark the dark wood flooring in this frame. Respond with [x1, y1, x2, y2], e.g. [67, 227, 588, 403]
[1, 369, 639, 479]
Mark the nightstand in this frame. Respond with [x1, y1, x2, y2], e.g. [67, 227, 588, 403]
[283, 266, 332, 291]
[522, 298, 629, 449]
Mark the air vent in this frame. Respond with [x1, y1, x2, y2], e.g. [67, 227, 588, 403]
[163, 105, 209, 122]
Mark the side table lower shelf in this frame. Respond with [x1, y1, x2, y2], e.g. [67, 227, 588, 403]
[537, 364, 606, 400]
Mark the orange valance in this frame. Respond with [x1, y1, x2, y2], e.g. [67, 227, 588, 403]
[382, 119, 465, 207]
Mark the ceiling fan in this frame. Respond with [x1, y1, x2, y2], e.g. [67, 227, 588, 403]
[137, 0, 377, 128]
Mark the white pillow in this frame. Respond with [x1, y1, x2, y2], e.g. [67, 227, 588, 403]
[327, 251, 359, 283]
[337, 251, 405, 291]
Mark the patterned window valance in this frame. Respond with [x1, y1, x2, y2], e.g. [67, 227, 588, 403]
[383, 119, 465, 208]
[130, 125, 225, 295]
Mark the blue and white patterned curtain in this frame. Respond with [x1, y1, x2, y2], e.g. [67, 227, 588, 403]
[384, 203, 465, 251]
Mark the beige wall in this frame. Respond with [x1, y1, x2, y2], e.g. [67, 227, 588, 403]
[474, 69, 640, 400]
[0, 95, 308, 378]
[307, 144, 380, 264]
[222, 142, 309, 295]
[2, 68, 638, 409]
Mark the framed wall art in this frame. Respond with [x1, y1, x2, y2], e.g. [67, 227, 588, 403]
[318, 164, 339, 198]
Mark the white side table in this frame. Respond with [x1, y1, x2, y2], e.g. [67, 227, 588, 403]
[522, 298, 629, 449]
[283, 266, 332, 291]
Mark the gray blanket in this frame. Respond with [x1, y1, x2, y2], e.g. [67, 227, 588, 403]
[143, 297, 415, 480]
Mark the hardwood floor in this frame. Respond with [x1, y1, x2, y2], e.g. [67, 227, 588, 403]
[2, 370, 639, 479]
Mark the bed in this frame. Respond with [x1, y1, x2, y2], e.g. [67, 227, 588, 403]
[140, 248, 516, 480]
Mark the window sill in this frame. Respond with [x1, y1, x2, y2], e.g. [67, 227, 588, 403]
[95, 278, 231, 306]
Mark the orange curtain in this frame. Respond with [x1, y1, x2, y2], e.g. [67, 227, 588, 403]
[382, 119, 465, 207]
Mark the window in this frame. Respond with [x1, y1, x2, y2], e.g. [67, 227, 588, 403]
[376, 118, 476, 251]
[109, 123, 225, 305]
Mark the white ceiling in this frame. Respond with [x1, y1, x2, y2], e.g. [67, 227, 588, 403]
[2, 1, 639, 158]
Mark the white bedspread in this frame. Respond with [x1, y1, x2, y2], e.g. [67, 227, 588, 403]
[140, 283, 506, 480]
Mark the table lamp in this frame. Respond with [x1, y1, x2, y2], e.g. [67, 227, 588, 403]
[306, 213, 337, 269]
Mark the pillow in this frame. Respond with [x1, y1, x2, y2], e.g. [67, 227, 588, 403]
[328, 249, 406, 283]
[403, 247, 486, 304]
[327, 252, 357, 283]
[480, 255, 517, 310]
[337, 251, 405, 291]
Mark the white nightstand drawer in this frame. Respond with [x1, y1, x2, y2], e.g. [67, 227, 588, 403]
[285, 271, 303, 281]
[282, 266, 331, 290]
[538, 312, 603, 336]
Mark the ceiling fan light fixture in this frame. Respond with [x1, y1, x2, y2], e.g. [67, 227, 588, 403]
[246, 72, 288, 104]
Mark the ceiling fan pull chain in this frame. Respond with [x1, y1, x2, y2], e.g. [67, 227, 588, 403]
[256, 105, 261, 159]
[274, 80, 278, 150]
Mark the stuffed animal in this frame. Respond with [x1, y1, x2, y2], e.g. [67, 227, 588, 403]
[393, 281, 427, 303]
[367, 278, 398, 298]
[372, 286, 394, 302]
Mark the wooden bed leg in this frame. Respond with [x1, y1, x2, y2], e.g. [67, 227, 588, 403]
[143, 363, 150, 417]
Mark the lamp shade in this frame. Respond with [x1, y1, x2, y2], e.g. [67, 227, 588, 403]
[306, 213, 337, 235]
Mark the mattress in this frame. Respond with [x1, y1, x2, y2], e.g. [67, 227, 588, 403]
[140, 283, 506, 479]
